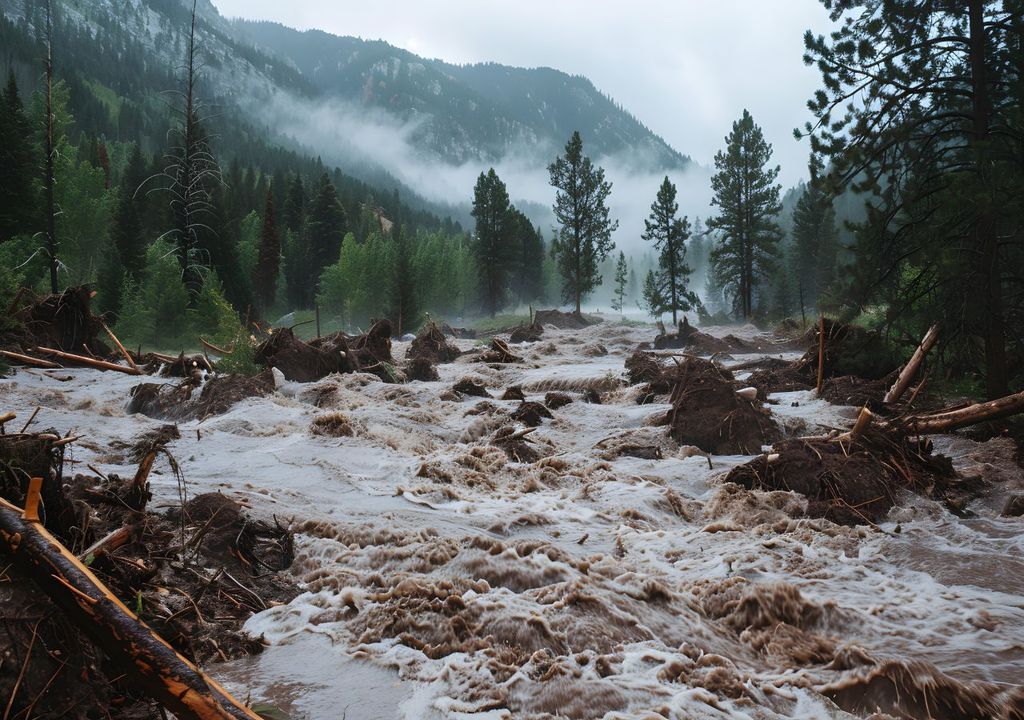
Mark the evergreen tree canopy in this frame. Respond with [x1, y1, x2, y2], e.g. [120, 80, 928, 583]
[708, 109, 782, 319]
[254, 189, 281, 315]
[642, 176, 698, 323]
[471, 168, 514, 317]
[548, 131, 618, 314]
[611, 251, 628, 316]
[801, 0, 1023, 398]
[0, 71, 37, 241]
[302, 171, 347, 308]
[791, 156, 839, 313]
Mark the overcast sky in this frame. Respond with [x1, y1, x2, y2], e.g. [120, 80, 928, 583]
[210, 0, 835, 189]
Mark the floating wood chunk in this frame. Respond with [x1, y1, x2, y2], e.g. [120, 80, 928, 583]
[0, 495, 261, 720]
[883, 324, 939, 404]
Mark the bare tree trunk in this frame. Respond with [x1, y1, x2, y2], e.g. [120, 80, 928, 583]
[968, 0, 1007, 399]
[44, 0, 57, 294]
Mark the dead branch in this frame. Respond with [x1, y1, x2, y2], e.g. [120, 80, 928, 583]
[816, 315, 826, 396]
[0, 350, 62, 369]
[883, 323, 939, 404]
[891, 390, 1024, 435]
[33, 347, 141, 375]
[101, 322, 140, 374]
[0, 494, 261, 719]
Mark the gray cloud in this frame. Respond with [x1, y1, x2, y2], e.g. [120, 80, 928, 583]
[211, 0, 835, 190]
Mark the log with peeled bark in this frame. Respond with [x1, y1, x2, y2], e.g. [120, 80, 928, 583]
[0, 494, 261, 719]
[0, 349, 62, 369]
[883, 324, 940, 404]
[890, 390, 1024, 435]
[33, 346, 141, 375]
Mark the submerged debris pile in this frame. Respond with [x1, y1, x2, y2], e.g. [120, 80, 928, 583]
[408, 321, 461, 364]
[0, 425, 296, 718]
[127, 369, 277, 421]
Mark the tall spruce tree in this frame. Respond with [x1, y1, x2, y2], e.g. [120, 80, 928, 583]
[642, 177, 698, 324]
[471, 168, 514, 317]
[708, 110, 782, 319]
[791, 156, 839, 314]
[387, 225, 418, 336]
[800, 0, 1022, 398]
[254, 189, 281, 316]
[283, 174, 304, 233]
[0, 71, 37, 241]
[611, 251, 628, 317]
[548, 131, 618, 314]
[509, 209, 544, 306]
[304, 172, 347, 308]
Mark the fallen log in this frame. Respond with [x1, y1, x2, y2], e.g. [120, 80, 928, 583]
[33, 347, 141, 375]
[0, 411, 15, 426]
[883, 324, 939, 404]
[102, 321, 140, 374]
[0, 493, 262, 719]
[0, 349, 62, 369]
[891, 390, 1024, 435]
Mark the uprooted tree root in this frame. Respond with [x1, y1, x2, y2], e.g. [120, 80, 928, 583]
[665, 357, 780, 454]
[408, 321, 461, 364]
[533, 309, 602, 329]
[3, 286, 111, 356]
[255, 319, 395, 383]
[723, 427, 968, 525]
[0, 430, 297, 718]
[127, 369, 276, 421]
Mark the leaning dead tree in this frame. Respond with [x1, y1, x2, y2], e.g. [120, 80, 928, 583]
[155, 0, 221, 297]
[43, 0, 58, 294]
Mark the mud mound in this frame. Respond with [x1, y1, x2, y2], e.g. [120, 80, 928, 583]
[408, 321, 461, 364]
[820, 374, 892, 409]
[310, 412, 355, 437]
[501, 385, 526, 401]
[624, 350, 663, 385]
[404, 354, 440, 381]
[510, 321, 543, 343]
[109, 424, 181, 463]
[748, 364, 814, 398]
[796, 319, 900, 381]
[724, 428, 960, 524]
[544, 392, 573, 410]
[255, 327, 354, 382]
[452, 377, 490, 397]
[534, 309, 601, 329]
[492, 426, 542, 463]
[478, 337, 522, 363]
[654, 317, 733, 354]
[511, 401, 554, 427]
[127, 370, 275, 421]
[665, 357, 780, 455]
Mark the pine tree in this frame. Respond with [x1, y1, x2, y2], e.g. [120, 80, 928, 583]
[642, 176, 698, 324]
[548, 131, 618, 314]
[708, 110, 782, 319]
[611, 251, 628, 317]
[801, 0, 1020, 397]
[640, 270, 664, 320]
[0, 71, 37, 241]
[471, 168, 514, 317]
[283, 174, 304, 233]
[791, 156, 839, 315]
[387, 226, 417, 336]
[253, 189, 281, 316]
[304, 172, 347, 308]
[509, 210, 544, 306]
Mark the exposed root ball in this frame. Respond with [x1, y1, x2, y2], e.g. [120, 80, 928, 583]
[408, 321, 461, 364]
[666, 357, 780, 454]
[452, 377, 490, 397]
[501, 385, 526, 401]
[404, 355, 440, 381]
[310, 412, 355, 437]
[533, 309, 600, 329]
[724, 428, 959, 525]
[127, 370, 275, 421]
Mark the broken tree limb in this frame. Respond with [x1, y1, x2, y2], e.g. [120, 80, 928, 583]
[0, 411, 16, 426]
[101, 321, 140, 374]
[79, 525, 132, 561]
[889, 390, 1024, 435]
[201, 338, 234, 356]
[816, 315, 826, 397]
[33, 347, 141, 375]
[883, 323, 940, 404]
[0, 495, 262, 719]
[0, 349, 62, 369]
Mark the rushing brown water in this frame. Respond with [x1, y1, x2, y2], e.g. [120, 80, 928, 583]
[2, 318, 1021, 719]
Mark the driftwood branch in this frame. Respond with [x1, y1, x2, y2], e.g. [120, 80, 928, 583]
[0, 350, 62, 369]
[102, 322, 140, 374]
[891, 390, 1024, 435]
[883, 324, 939, 404]
[33, 347, 141, 375]
[0, 495, 261, 719]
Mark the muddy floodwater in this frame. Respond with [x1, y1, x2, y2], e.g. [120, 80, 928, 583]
[2, 319, 1022, 719]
